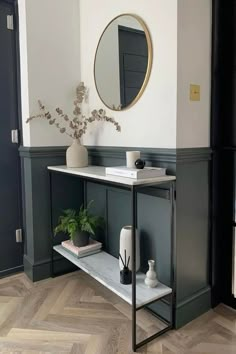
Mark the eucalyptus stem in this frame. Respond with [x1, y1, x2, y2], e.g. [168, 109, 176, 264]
[26, 82, 121, 139]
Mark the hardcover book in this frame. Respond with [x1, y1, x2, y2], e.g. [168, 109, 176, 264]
[61, 239, 102, 258]
[105, 166, 166, 179]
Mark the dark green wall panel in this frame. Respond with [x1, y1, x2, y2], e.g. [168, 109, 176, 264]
[86, 182, 107, 246]
[176, 161, 210, 302]
[85, 182, 172, 286]
[20, 148, 83, 280]
[51, 173, 84, 244]
[106, 188, 131, 257]
[175, 286, 211, 328]
[85, 182, 172, 288]
[19, 145, 212, 328]
[137, 193, 171, 285]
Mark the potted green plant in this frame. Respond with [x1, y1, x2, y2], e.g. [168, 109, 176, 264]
[54, 201, 104, 247]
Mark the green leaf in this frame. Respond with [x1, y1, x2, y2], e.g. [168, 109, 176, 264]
[82, 222, 94, 235]
[54, 201, 105, 240]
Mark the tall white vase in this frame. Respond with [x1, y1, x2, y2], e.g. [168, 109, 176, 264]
[66, 139, 88, 168]
[119, 226, 140, 272]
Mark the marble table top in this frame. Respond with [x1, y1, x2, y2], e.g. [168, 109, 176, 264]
[54, 245, 172, 309]
[48, 165, 176, 187]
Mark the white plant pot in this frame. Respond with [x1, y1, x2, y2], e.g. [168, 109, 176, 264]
[119, 225, 140, 272]
[66, 139, 88, 168]
[145, 260, 159, 288]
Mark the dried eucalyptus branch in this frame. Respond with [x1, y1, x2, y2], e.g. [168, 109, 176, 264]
[26, 100, 74, 138]
[26, 82, 121, 140]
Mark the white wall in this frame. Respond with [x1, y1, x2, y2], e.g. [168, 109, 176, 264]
[177, 0, 212, 148]
[80, 0, 178, 148]
[19, 0, 211, 149]
[19, 0, 81, 147]
[18, 0, 30, 145]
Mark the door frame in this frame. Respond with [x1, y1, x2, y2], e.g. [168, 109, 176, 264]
[211, 0, 236, 309]
[0, 0, 24, 277]
[2, 0, 23, 135]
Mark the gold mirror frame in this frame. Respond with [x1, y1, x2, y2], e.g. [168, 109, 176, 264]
[94, 13, 153, 112]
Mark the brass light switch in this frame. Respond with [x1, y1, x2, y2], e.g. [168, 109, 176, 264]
[190, 84, 200, 101]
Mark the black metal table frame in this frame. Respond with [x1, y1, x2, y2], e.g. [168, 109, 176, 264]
[48, 169, 176, 352]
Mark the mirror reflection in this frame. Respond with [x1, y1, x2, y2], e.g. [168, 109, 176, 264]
[94, 14, 152, 111]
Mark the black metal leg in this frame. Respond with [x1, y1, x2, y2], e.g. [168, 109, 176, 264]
[49, 171, 54, 278]
[134, 181, 176, 351]
[170, 182, 176, 328]
[83, 180, 87, 208]
[131, 186, 137, 352]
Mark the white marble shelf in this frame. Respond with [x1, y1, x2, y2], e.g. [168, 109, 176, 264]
[48, 165, 176, 187]
[53, 245, 172, 309]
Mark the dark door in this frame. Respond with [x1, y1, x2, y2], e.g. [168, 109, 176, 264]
[211, 0, 236, 309]
[0, 0, 23, 276]
[119, 26, 148, 108]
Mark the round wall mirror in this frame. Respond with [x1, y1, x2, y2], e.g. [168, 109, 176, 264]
[94, 14, 153, 111]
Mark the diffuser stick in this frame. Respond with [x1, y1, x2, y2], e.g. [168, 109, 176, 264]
[127, 256, 130, 269]
[119, 253, 125, 268]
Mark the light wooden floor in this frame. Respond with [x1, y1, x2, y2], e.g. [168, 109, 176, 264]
[0, 272, 235, 354]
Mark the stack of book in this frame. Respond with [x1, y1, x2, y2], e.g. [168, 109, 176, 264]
[61, 239, 102, 258]
[105, 166, 166, 179]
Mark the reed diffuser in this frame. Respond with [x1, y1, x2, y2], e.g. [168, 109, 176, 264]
[119, 250, 132, 285]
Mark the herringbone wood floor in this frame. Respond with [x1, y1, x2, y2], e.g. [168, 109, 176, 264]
[0, 272, 235, 354]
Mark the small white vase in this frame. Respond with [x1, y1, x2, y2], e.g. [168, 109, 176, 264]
[145, 260, 159, 288]
[66, 139, 88, 168]
[119, 226, 140, 272]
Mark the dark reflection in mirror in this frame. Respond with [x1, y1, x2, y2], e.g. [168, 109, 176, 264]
[94, 15, 152, 111]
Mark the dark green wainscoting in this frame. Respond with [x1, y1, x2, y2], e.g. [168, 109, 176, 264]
[19, 146, 212, 328]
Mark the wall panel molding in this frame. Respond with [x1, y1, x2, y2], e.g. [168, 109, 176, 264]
[19, 144, 212, 327]
[19, 145, 212, 164]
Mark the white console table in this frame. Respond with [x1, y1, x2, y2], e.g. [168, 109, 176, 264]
[48, 165, 176, 352]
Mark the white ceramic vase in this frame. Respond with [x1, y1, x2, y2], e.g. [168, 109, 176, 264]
[119, 226, 140, 272]
[66, 139, 88, 168]
[145, 260, 158, 288]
